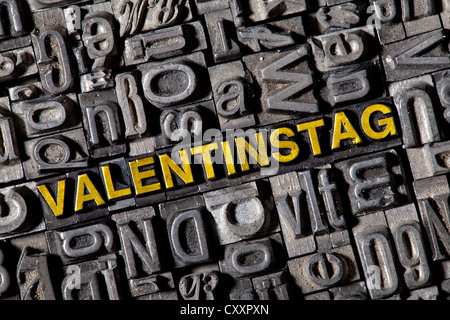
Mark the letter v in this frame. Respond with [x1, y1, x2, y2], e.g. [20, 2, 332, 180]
[395, 30, 450, 65]
[37, 180, 66, 217]
[276, 191, 305, 236]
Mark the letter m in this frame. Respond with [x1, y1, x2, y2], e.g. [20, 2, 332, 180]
[260, 45, 319, 113]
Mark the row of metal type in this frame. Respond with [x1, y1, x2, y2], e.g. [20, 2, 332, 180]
[0, 0, 449, 300]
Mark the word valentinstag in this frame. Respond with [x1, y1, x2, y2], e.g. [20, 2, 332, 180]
[37, 102, 398, 217]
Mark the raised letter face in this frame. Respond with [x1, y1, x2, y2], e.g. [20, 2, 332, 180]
[1, 0, 449, 302]
[32, 28, 74, 95]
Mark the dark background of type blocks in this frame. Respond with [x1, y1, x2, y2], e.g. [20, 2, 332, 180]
[0, 0, 449, 301]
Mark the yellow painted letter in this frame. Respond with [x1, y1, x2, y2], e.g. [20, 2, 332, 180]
[159, 150, 194, 189]
[100, 165, 132, 200]
[191, 143, 219, 180]
[297, 119, 325, 156]
[235, 132, 270, 171]
[270, 128, 300, 163]
[129, 157, 162, 196]
[332, 112, 362, 150]
[75, 174, 106, 212]
[221, 141, 237, 176]
[37, 180, 66, 217]
[361, 104, 397, 140]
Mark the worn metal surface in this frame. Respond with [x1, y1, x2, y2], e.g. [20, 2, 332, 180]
[0, 0, 449, 302]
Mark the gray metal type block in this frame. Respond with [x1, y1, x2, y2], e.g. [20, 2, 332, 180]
[270, 167, 348, 256]
[441, 279, 450, 300]
[0, 46, 37, 83]
[81, 8, 118, 72]
[0, 96, 10, 116]
[371, 0, 407, 45]
[229, 278, 257, 300]
[287, 244, 360, 294]
[155, 100, 219, 149]
[8, 81, 43, 102]
[17, 247, 56, 300]
[334, 149, 410, 216]
[308, 26, 378, 73]
[178, 263, 222, 300]
[406, 140, 450, 180]
[22, 128, 90, 180]
[404, 14, 442, 37]
[79, 89, 126, 159]
[246, 0, 309, 24]
[31, 9, 75, 96]
[352, 211, 400, 300]
[252, 270, 294, 300]
[385, 204, 432, 290]
[329, 281, 368, 300]
[128, 272, 177, 300]
[382, 29, 450, 82]
[0, 36, 31, 53]
[433, 69, 450, 125]
[243, 45, 319, 126]
[269, 171, 316, 258]
[406, 286, 439, 300]
[26, 0, 89, 12]
[315, 230, 351, 252]
[111, 207, 161, 279]
[0, 182, 46, 240]
[61, 254, 122, 300]
[193, 0, 229, 15]
[414, 175, 450, 261]
[123, 21, 207, 66]
[320, 63, 386, 107]
[208, 60, 256, 131]
[0, 108, 24, 185]
[135, 291, 178, 300]
[111, 0, 193, 37]
[80, 70, 115, 93]
[204, 8, 241, 63]
[159, 196, 212, 268]
[399, 0, 441, 37]
[219, 233, 285, 279]
[0, 0, 28, 41]
[237, 16, 304, 53]
[0, 246, 13, 298]
[389, 75, 441, 148]
[11, 93, 81, 139]
[204, 181, 279, 245]
[46, 220, 116, 265]
[115, 70, 156, 156]
[137, 51, 212, 109]
[442, 11, 450, 30]
[128, 272, 175, 298]
[305, 2, 366, 35]
[6, 233, 54, 300]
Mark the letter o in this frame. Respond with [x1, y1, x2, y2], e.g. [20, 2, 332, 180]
[25, 100, 67, 131]
[223, 198, 265, 237]
[34, 138, 71, 167]
[142, 63, 198, 107]
[231, 243, 272, 275]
